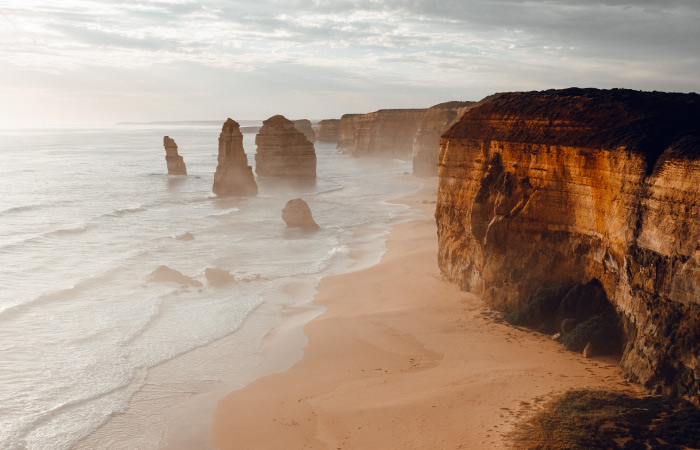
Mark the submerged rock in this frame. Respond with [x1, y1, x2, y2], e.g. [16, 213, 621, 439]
[282, 198, 320, 231]
[205, 268, 235, 286]
[212, 118, 258, 197]
[163, 136, 187, 175]
[147, 265, 203, 287]
[175, 232, 194, 241]
[255, 115, 316, 178]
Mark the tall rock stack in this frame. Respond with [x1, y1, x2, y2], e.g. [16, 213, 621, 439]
[337, 114, 362, 153]
[316, 119, 340, 143]
[412, 101, 475, 177]
[293, 119, 316, 143]
[212, 118, 258, 197]
[163, 136, 187, 175]
[435, 88, 700, 403]
[255, 115, 316, 178]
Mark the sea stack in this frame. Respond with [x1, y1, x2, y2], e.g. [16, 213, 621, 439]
[435, 88, 700, 403]
[293, 119, 316, 143]
[212, 118, 258, 197]
[338, 109, 427, 159]
[282, 198, 320, 231]
[163, 136, 187, 175]
[255, 115, 316, 178]
[316, 119, 340, 143]
[412, 101, 475, 177]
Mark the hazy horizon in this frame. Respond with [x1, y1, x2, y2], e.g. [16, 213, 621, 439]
[2, 0, 699, 125]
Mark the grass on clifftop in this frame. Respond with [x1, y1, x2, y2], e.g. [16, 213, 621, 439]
[510, 389, 700, 450]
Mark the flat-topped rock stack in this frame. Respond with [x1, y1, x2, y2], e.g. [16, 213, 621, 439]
[163, 136, 187, 175]
[412, 101, 475, 177]
[293, 119, 316, 143]
[255, 115, 317, 178]
[315, 119, 340, 143]
[212, 118, 258, 197]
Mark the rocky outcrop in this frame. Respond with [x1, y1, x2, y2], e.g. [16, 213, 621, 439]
[282, 198, 320, 231]
[436, 88, 700, 403]
[338, 109, 428, 159]
[212, 118, 258, 197]
[412, 101, 475, 177]
[148, 265, 203, 287]
[255, 115, 316, 178]
[316, 119, 340, 143]
[205, 268, 235, 286]
[163, 136, 187, 175]
[293, 119, 316, 142]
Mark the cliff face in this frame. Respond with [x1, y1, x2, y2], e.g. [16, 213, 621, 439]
[163, 136, 187, 175]
[293, 119, 316, 143]
[316, 119, 340, 143]
[412, 101, 475, 177]
[212, 119, 258, 197]
[337, 109, 427, 159]
[255, 115, 316, 178]
[436, 88, 700, 402]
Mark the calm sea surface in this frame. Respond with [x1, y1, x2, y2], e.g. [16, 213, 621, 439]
[0, 123, 420, 449]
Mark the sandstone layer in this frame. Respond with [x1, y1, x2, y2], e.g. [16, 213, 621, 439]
[412, 101, 475, 177]
[338, 109, 427, 159]
[315, 119, 340, 143]
[293, 119, 316, 143]
[255, 115, 316, 178]
[282, 198, 320, 231]
[212, 119, 258, 197]
[436, 88, 700, 403]
[163, 136, 187, 175]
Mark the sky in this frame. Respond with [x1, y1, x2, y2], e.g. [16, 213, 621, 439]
[1, 0, 699, 124]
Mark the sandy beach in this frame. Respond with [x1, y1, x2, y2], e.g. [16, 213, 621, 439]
[208, 177, 638, 449]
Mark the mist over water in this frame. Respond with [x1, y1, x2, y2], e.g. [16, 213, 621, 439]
[0, 124, 420, 450]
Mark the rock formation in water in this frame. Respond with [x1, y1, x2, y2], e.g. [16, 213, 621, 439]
[205, 268, 235, 286]
[212, 118, 258, 197]
[255, 115, 316, 178]
[338, 109, 427, 159]
[163, 136, 187, 175]
[175, 232, 194, 241]
[412, 101, 475, 177]
[293, 119, 316, 143]
[282, 198, 320, 231]
[435, 88, 700, 403]
[147, 265, 203, 287]
[316, 119, 340, 143]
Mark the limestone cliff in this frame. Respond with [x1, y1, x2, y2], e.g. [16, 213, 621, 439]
[412, 101, 475, 177]
[255, 115, 316, 178]
[293, 119, 316, 143]
[163, 136, 187, 175]
[338, 109, 427, 159]
[316, 119, 340, 143]
[436, 88, 700, 402]
[212, 118, 258, 197]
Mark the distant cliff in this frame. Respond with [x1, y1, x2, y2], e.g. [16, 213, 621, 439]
[337, 109, 427, 159]
[435, 88, 700, 402]
[316, 119, 340, 143]
[412, 101, 475, 177]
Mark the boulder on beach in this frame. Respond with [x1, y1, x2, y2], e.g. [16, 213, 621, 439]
[282, 198, 320, 231]
[163, 136, 187, 175]
[147, 265, 203, 287]
[205, 268, 235, 286]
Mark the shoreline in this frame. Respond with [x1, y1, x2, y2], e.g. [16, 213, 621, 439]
[208, 177, 638, 449]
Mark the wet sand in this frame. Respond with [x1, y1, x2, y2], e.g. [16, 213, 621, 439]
[209, 177, 637, 449]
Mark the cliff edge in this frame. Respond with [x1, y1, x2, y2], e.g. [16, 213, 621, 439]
[436, 88, 700, 402]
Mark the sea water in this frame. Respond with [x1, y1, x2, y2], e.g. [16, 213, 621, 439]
[0, 123, 420, 450]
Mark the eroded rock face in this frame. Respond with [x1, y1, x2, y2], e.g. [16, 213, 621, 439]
[435, 88, 700, 403]
[316, 119, 340, 143]
[282, 198, 320, 231]
[412, 101, 475, 177]
[212, 118, 258, 197]
[338, 109, 427, 159]
[163, 136, 187, 175]
[293, 119, 316, 142]
[255, 115, 316, 178]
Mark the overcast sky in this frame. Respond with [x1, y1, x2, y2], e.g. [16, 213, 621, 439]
[1, 0, 699, 124]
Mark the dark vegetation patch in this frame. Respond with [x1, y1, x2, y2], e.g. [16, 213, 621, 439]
[510, 389, 700, 450]
[506, 279, 625, 356]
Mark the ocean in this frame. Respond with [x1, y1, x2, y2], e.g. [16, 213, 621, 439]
[0, 123, 421, 450]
